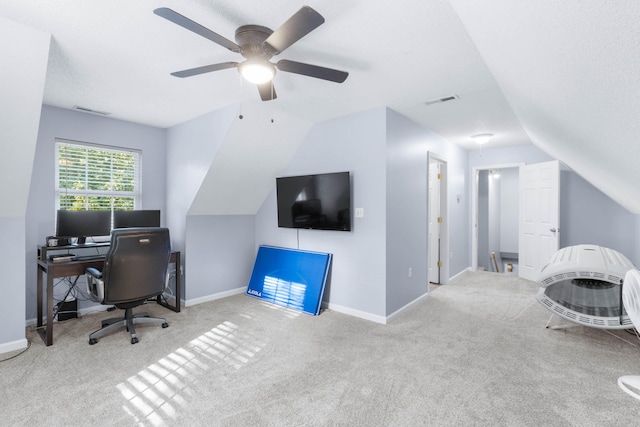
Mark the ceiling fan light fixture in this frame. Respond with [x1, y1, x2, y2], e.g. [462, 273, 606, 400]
[472, 133, 493, 145]
[239, 59, 275, 84]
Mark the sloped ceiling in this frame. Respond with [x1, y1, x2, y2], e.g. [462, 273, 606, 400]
[2, 1, 639, 212]
[449, 0, 640, 213]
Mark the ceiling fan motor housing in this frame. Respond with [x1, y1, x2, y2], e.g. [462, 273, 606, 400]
[235, 25, 275, 59]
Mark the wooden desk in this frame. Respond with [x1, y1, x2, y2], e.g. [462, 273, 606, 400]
[36, 245, 181, 346]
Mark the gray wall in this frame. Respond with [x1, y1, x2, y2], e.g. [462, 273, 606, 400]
[185, 215, 255, 302]
[385, 110, 429, 314]
[470, 143, 639, 265]
[0, 17, 50, 351]
[25, 106, 167, 320]
[488, 170, 501, 267]
[255, 107, 469, 318]
[499, 168, 519, 253]
[165, 106, 237, 256]
[477, 170, 490, 270]
[560, 170, 636, 260]
[255, 108, 389, 317]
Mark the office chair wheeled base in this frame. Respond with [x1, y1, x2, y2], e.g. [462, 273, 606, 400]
[89, 308, 168, 345]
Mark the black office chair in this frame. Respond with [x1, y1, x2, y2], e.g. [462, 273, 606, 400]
[86, 227, 171, 345]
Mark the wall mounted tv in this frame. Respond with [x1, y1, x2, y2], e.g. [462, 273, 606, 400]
[276, 171, 351, 231]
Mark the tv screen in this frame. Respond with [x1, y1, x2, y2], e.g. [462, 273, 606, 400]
[56, 210, 111, 243]
[113, 210, 161, 228]
[276, 171, 351, 231]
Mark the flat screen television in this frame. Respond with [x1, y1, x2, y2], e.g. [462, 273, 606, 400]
[113, 209, 161, 228]
[56, 210, 111, 244]
[276, 171, 351, 231]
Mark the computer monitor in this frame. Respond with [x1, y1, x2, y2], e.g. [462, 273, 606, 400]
[56, 210, 111, 244]
[113, 209, 161, 229]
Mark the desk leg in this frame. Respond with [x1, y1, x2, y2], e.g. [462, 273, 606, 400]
[37, 266, 43, 330]
[46, 273, 53, 345]
[174, 251, 181, 313]
[36, 267, 54, 346]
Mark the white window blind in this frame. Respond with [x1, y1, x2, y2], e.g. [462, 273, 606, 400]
[55, 139, 141, 211]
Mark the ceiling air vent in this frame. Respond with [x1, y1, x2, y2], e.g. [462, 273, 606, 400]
[72, 105, 111, 116]
[423, 95, 459, 106]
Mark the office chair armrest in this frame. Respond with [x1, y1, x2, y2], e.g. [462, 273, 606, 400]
[86, 268, 104, 303]
[86, 267, 102, 279]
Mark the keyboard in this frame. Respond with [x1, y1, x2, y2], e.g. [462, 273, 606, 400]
[73, 255, 106, 261]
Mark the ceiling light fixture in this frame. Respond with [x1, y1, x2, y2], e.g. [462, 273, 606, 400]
[238, 59, 275, 84]
[471, 133, 493, 145]
[472, 133, 493, 145]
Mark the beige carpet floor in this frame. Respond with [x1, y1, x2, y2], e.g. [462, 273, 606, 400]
[2, 271, 640, 426]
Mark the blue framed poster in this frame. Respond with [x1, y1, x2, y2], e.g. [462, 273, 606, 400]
[246, 246, 332, 315]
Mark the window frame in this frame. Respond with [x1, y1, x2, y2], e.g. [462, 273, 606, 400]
[54, 138, 142, 213]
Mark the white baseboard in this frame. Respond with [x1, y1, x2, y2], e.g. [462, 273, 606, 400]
[449, 267, 471, 282]
[0, 338, 29, 355]
[322, 302, 387, 324]
[386, 291, 430, 323]
[184, 287, 246, 307]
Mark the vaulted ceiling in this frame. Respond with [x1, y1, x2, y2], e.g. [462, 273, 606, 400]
[3, 1, 640, 212]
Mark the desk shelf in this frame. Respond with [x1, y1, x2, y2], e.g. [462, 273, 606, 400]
[38, 242, 110, 262]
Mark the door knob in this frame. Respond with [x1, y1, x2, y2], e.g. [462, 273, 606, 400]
[550, 228, 558, 233]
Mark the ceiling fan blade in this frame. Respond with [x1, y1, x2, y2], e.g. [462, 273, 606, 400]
[277, 60, 348, 83]
[257, 82, 277, 101]
[263, 6, 324, 55]
[154, 8, 240, 52]
[171, 62, 238, 78]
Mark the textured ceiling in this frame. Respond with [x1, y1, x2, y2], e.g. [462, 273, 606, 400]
[0, 0, 529, 150]
[2, 0, 640, 212]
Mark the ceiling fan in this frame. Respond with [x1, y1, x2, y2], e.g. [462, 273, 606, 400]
[154, 6, 349, 101]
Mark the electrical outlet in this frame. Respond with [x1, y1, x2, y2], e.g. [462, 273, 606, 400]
[355, 208, 364, 218]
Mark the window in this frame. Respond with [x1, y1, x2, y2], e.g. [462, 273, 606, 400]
[55, 139, 141, 212]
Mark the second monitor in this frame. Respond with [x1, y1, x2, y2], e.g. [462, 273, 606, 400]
[113, 210, 161, 229]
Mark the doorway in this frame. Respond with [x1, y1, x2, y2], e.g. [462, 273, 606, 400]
[428, 155, 448, 285]
[472, 164, 521, 273]
[472, 160, 560, 279]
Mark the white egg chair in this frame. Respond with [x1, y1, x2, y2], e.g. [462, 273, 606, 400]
[618, 268, 640, 400]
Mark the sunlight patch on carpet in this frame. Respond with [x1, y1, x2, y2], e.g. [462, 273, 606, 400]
[117, 320, 267, 425]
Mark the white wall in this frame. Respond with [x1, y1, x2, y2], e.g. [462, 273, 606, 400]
[25, 106, 166, 320]
[0, 18, 49, 352]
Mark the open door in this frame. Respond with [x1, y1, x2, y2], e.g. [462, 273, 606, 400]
[428, 156, 447, 285]
[518, 160, 560, 281]
[428, 159, 442, 284]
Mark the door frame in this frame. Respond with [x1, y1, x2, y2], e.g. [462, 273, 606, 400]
[471, 163, 522, 272]
[428, 154, 448, 284]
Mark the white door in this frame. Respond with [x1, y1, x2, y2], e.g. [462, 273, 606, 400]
[518, 160, 560, 281]
[428, 159, 442, 284]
